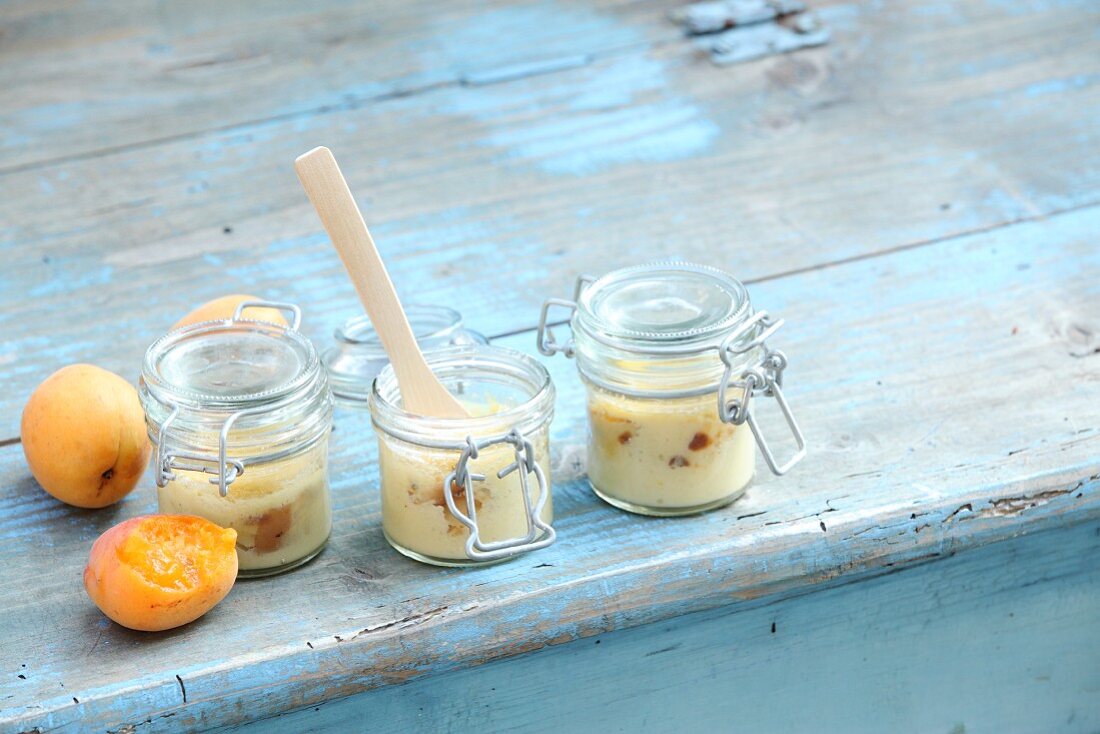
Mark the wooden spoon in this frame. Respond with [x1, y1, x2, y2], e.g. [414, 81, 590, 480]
[295, 146, 469, 418]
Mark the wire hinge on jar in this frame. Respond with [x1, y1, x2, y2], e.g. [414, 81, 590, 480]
[536, 275, 595, 358]
[717, 310, 807, 475]
[155, 404, 272, 497]
[443, 429, 556, 562]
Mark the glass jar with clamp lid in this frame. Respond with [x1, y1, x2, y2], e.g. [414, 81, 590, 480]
[369, 344, 556, 566]
[140, 301, 335, 576]
[537, 262, 806, 516]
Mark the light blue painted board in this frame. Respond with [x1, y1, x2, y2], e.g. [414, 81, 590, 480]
[0, 0, 673, 170]
[1, 206, 1098, 732]
[2, 0, 1099, 440]
[3, 1, 1099, 727]
[223, 521, 1100, 734]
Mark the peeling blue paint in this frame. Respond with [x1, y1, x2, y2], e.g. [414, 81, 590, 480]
[405, 5, 719, 175]
[5, 103, 87, 132]
[1022, 74, 1096, 98]
[816, 3, 866, 31]
[430, 3, 639, 77]
[27, 265, 113, 299]
[487, 100, 720, 175]
[984, 0, 1094, 14]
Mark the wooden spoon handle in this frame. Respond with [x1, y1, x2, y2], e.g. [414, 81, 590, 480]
[294, 146, 468, 418]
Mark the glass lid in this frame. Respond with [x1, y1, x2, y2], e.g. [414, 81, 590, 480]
[323, 304, 487, 404]
[336, 305, 467, 349]
[577, 261, 750, 348]
[143, 320, 319, 408]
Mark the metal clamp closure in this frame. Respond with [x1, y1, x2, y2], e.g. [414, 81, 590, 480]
[155, 404, 265, 496]
[536, 275, 594, 357]
[442, 429, 555, 562]
[717, 311, 806, 475]
[232, 300, 302, 331]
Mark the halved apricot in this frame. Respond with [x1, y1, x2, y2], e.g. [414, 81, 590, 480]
[83, 515, 238, 632]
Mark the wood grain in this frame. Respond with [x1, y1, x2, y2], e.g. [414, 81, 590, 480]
[226, 521, 1100, 733]
[1, 0, 1097, 439]
[2, 0, 1099, 730]
[0, 0, 673, 171]
[2, 205, 1097, 732]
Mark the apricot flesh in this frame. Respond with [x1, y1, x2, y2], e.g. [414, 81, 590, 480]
[173, 294, 288, 330]
[21, 364, 151, 508]
[84, 515, 238, 632]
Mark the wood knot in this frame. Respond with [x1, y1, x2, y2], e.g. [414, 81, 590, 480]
[766, 57, 823, 92]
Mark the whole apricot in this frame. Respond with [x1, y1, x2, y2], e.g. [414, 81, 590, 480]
[84, 515, 238, 631]
[173, 294, 288, 330]
[21, 364, 151, 508]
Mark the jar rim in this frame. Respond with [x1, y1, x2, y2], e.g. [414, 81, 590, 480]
[575, 261, 751, 354]
[369, 344, 554, 445]
[142, 319, 321, 410]
[569, 261, 763, 396]
[335, 304, 464, 349]
[323, 305, 488, 406]
[140, 318, 333, 461]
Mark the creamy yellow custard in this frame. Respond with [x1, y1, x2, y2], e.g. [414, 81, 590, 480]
[378, 428, 552, 564]
[157, 439, 332, 575]
[369, 344, 556, 565]
[586, 384, 753, 514]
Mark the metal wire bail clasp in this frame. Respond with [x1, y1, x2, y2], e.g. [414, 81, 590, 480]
[155, 403, 263, 496]
[442, 430, 555, 562]
[231, 300, 303, 331]
[717, 311, 807, 475]
[537, 275, 595, 357]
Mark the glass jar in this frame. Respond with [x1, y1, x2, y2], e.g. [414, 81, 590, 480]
[538, 262, 806, 516]
[322, 304, 487, 405]
[369, 344, 555, 567]
[140, 301, 335, 577]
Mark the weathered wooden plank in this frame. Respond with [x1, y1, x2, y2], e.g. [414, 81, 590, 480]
[1, 0, 1097, 439]
[2, 206, 1098, 732]
[224, 521, 1100, 734]
[0, 0, 675, 172]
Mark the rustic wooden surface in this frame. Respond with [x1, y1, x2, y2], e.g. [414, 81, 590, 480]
[227, 522, 1100, 734]
[1, 0, 1098, 731]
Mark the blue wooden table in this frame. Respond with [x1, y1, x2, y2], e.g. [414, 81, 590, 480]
[1, 1, 1098, 731]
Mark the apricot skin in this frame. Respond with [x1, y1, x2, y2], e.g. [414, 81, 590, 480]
[21, 364, 151, 509]
[84, 515, 238, 632]
[173, 294, 288, 330]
